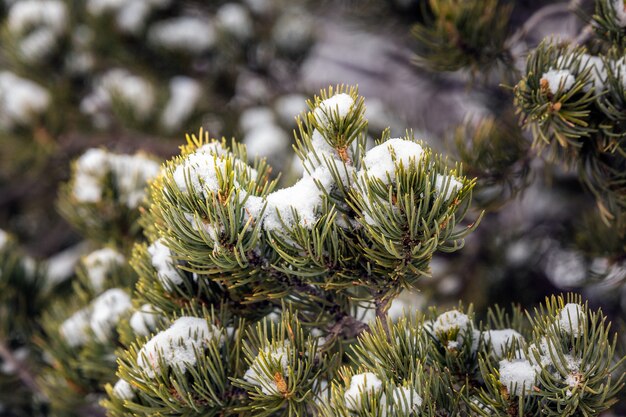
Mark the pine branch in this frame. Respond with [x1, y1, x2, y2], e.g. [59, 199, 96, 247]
[374, 295, 391, 337]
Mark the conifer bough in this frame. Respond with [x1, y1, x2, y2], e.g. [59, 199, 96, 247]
[31, 87, 625, 416]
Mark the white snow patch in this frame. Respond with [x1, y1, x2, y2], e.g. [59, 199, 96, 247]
[112, 378, 135, 400]
[388, 386, 422, 414]
[72, 149, 159, 207]
[484, 329, 524, 357]
[147, 239, 184, 291]
[148, 17, 217, 53]
[72, 148, 107, 203]
[244, 0, 273, 15]
[274, 94, 308, 125]
[129, 304, 160, 336]
[81, 69, 155, 122]
[83, 248, 125, 292]
[138, 317, 222, 378]
[60, 308, 91, 347]
[579, 54, 607, 92]
[499, 359, 537, 396]
[313, 93, 354, 128]
[109, 153, 160, 208]
[216, 3, 253, 41]
[172, 145, 254, 198]
[272, 11, 313, 54]
[262, 165, 336, 231]
[541, 69, 575, 95]
[360, 138, 424, 184]
[387, 298, 407, 321]
[0, 72, 50, 130]
[86, 0, 124, 15]
[7, 0, 67, 35]
[89, 288, 132, 342]
[433, 310, 471, 337]
[19, 28, 57, 63]
[344, 372, 383, 411]
[434, 174, 463, 201]
[239, 107, 275, 132]
[173, 152, 225, 195]
[243, 345, 290, 395]
[544, 249, 587, 288]
[243, 124, 289, 159]
[558, 303, 584, 337]
[300, 129, 342, 173]
[0, 230, 9, 251]
[161, 76, 202, 132]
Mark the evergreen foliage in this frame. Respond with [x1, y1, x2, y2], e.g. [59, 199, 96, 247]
[413, 0, 626, 297]
[411, 0, 514, 75]
[21, 87, 622, 417]
[1, 2, 626, 416]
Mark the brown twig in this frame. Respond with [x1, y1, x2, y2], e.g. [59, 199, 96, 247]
[374, 295, 391, 337]
[0, 340, 41, 396]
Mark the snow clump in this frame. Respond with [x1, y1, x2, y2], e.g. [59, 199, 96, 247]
[344, 372, 383, 411]
[147, 239, 184, 291]
[0, 72, 50, 130]
[383, 386, 422, 415]
[82, 248, 125, 292]
[261, 165, 335, 231]
[72, 148, 160, 207]
[137, 317, 223, 378]
[433, 310, 472, 337]
[148, 17, 217, 54]
[59, 288, 132, 346]
[161, 77, 202, 132]
[216, 3, 253, 41]
[0, 229, 9, 252]
[359, 138, 424, 184]
[172, 145, 255, 196]
[499, 359, 537, 396]
[314, 93, 354, 128]
[8, 0, 67, 35]
[579, 54, 608, 92]
[129, 304, 161, 336]
[541, 69, 576, 95]
[243, 344, 291, 395]
[7, 0, 68, 63]
[557, 303, 585, 337]
[434, 173, 463, 201]
[80, 69, 155, 122]
[87, 0, 171, 33]
[89, 288, 132, 342]
[60, 308, 91, 347]
[112, 378, 135, 400]
[484, 329, 524, 357]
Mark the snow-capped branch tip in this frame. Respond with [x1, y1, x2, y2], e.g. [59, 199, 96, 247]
[300, 85, 367, 154]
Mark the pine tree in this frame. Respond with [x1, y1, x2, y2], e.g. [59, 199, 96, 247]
[1, 1, 626, 416]
[12, 86, 619, 417]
